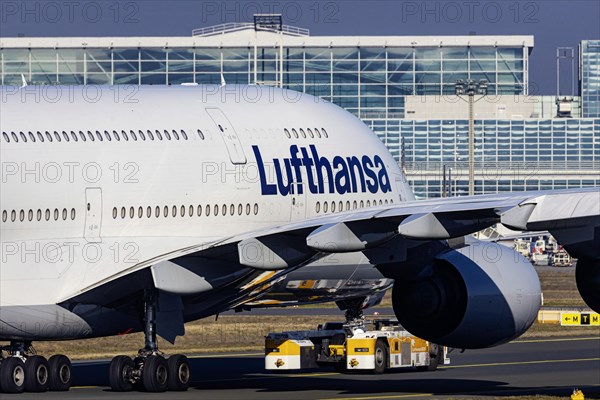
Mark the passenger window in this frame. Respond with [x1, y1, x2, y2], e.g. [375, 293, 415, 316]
[20, 132, 27, 142]
[366, 200, 371, 207]
[172, 206, 177, 217]
[138, 207, 143, 218]
[71, 131, 78, 142]
[164, 206, 169, 217]
[254, 204, 258, 215]
[284, 128, 291, 138]
[88, 131, 95, 141]
[230, 204, 235, 216]
[197, 129, 205, 140]
[322, 128, 329, 138]
[122, 130, 129, 141]
[316, 202, 320, 213]
[214, 204, 219, 216]
[129, 207, 135, 218]
[20, 210, 24, 222]
[189, 205, 194, 217]
[323, 202, 328, 213]
[353, 200, 357, 209]
[113, 208, 117, 219]
[45, 209, 50, 221]
[197, 205, 202, 216]
[155, 206, 160, 218]
[222, 204, 227, 216]
[62, 131, 69, 142]
[28, 132, 36, 142]
[238, 204, 243, 215]
[346, 201, 350, 210]
[173, 130, 179, 140]
[307, 128, 314, 138]
[339, 201, 343, 211]
[147, 207, 152, 218]
[104, 131, 112, 141]
[299, 128, 306, 138]
[246, 203, 251, 215]
[314, 128, 321, 138]
[2, 132, 9, 142]
[96, 131, 103, 142]
[114, 131, 121, 141]
[11, 210, 16, 222]
[79, 131, 86, 142]
[331, 202, 336, 212]
[164, 130, 171, 140]
[54, 209, 59, 220]
[11, 132, 19, 142]
[38, 132, 45, 142]
[181, 130, 188, 140]
[180, 205, 185, 217]
[121, 207, 126, 219]
[147, 130, 154, 140]
[2, 210, 6, 222]
[156, 130, 163, 140]
[36, 209, 41, 221]
[206, 205, 211, 216]
[291, 128, 298, 138]
[28, 209, 33, 221]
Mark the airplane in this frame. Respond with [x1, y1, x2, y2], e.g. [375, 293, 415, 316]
[0, 84, 598, 394]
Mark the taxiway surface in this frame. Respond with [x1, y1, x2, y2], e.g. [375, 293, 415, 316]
[6, 336, 598, 399]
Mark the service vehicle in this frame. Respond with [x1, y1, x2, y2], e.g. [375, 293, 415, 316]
[265, 320, 449, 373]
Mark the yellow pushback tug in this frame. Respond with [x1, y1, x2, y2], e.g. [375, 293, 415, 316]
[265, 320, 449, 373]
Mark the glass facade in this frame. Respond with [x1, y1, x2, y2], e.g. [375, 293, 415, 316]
[363, 118, 600, 198]
[0, 44, 527, 119]
[581, 40, 600, 118]
[1, 31, 597, 199]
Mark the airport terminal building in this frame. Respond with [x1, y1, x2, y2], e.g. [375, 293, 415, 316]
[1, 19, 598, 198]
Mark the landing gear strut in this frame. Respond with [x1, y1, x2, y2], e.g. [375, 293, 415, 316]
[109, 290, 190, 392]
[336, 298, 366, 326]
[0, 341, 71, 394]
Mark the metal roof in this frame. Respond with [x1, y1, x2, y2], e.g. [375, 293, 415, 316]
[0, 32, 534, 49]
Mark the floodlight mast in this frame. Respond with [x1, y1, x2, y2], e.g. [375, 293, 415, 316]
[455, 79, 488, 196]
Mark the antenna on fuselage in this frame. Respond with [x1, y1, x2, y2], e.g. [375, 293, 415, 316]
[21, 74, 28, 88]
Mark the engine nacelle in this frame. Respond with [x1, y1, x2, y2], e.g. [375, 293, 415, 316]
[576, 258, 600, 313]
[392, 240, 541, 349]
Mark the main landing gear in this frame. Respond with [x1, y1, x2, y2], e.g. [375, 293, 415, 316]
[0, 342, 71, 394]
[109, 290, 191, 392]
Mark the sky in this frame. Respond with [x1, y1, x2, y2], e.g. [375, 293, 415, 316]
[0, 0, 599, 94]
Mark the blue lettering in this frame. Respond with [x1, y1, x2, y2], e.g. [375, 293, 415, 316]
[254, 145, 392, 197]
[362, 155, 378, 194]
[253, 145, 277, 195]
[333, 156, 351, 195]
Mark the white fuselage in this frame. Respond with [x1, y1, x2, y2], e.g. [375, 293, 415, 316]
[0, 85, 413, 312]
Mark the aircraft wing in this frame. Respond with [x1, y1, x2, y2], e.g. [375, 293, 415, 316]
[63, 187, 599, 311]
[221, 187, 600, 269]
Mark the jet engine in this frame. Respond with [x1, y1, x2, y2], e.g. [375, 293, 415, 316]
[392, 240, 541, 349]
[575, 258, 600, 314]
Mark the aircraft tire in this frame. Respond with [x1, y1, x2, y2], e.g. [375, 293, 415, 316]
[142, 355, 168, 392]
[0, 357, 26, 393]
[109, 356, 134, 392]
[24, 355, 49, 392]
[167, 354, 190, 391]
[48, 355, 72, 391]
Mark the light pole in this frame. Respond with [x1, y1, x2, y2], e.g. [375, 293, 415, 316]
[455, 79, 488, 196]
